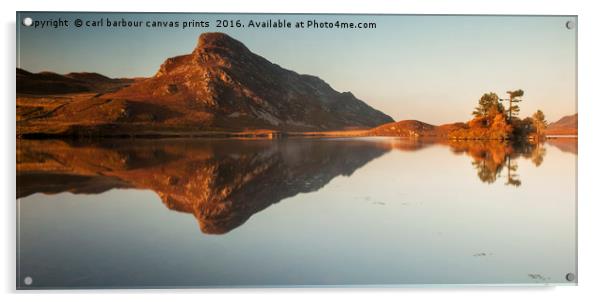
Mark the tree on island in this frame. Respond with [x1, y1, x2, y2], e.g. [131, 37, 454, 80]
[505, 89, 524, 121]
[511, 109, 548, 140]
[449, 89, 549, 141]
[531, 110, 548, 136]
[472, 92, 504, 119]
[450, 92, 511, 140]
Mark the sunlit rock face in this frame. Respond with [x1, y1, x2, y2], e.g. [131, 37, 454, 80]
[112, 32, 394, 131]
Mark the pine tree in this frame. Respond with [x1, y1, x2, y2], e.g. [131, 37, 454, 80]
[506, 89, 524, 121]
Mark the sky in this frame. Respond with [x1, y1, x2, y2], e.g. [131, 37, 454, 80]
[17, 12, 577, 124]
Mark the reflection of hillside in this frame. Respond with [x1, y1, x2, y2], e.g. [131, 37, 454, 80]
[546, 138, 577, 155]
[387, 138, 440, 151]
[16, 137, 561, 234]
[447, 140, 547, 186]
[17, 139, 391, 234]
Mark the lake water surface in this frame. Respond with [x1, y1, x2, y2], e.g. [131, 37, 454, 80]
[16, 137, 577, 288]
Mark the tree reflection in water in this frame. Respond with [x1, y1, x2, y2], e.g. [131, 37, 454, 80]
[448, 140, 547, 187]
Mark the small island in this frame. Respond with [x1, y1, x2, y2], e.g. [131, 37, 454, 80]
[448, 89, 549, 141]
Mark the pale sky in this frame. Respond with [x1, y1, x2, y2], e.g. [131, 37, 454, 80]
[17, 13, 577, 124]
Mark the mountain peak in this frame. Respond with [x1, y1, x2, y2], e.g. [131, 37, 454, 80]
[153, 33, 252, 78]
[194, 32, 249, 54]
[102, 32, 394, 132]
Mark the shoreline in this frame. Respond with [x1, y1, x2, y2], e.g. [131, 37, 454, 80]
[16, 129, 577, 141]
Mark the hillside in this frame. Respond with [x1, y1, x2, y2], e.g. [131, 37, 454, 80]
[16, 32, 393, 137]
[546, 114, 578, 135]
[17, 68, 133, 95]
[368, 120, 466, 137]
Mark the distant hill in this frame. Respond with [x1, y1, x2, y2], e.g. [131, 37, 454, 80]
[546, 114, 577, 135]
[17, 68, 133, 95]
[368, 120, 465, 137]
[17, 68, 90, 94]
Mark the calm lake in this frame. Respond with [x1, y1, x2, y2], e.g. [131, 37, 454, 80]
[16, 137, 577, 288]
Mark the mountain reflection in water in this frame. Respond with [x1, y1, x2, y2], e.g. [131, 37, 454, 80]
[16, 137, 576, 234]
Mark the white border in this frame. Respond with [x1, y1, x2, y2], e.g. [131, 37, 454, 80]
[3, 0, 601, 301]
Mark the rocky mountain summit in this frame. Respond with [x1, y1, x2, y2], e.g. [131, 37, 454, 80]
[110, 32, 393, 131]
[17, 32, 393, 137]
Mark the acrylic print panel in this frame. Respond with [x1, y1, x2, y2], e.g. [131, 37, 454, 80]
[16, 12, 577, 289]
